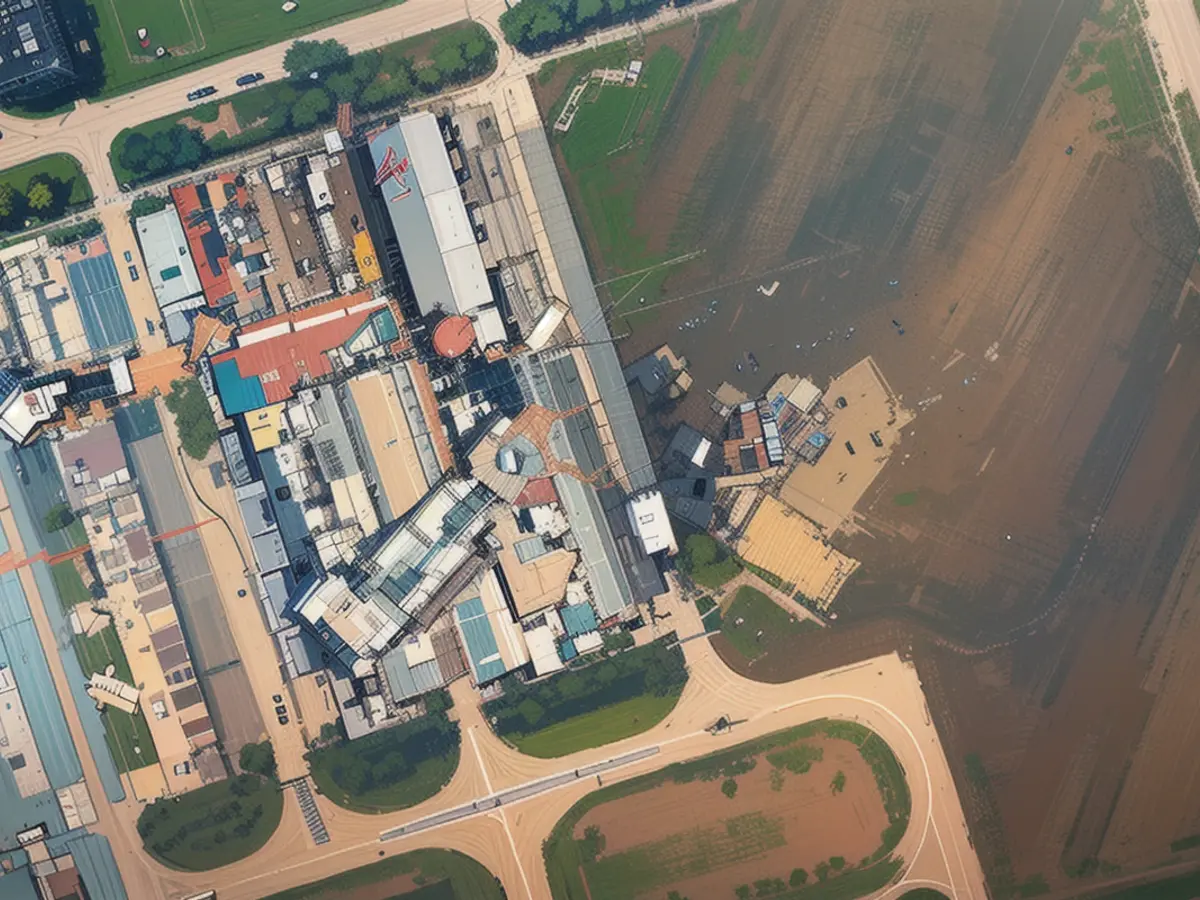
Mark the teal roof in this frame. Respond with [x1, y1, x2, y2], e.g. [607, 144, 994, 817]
[560, 603, 598, 638]
[59, 833, 127, 900]
[454, 597, 507, 684]
[213, 358, 267, 415]
[0, 867, 38, 900]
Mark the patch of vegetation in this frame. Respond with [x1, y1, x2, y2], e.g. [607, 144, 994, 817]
[1175, 91, 1200, 183]
[1170, 833, 1200, 852]
[1079, 870, 1200, 899]
[0, 154, 92, 237]
[260, 848, 503, 899]
[831, 770, 846, 794]
[721, 586, 820, 661]
[964, 752, 990, 788]
[1019, 874, 1050, 897]
[899, 891, 950, 900]
[74, 622, 158, 773]
[487, 637, 686, 756]
[1075, 70, 1110, 94]
[543, 720, 910, 900]
[239, 740, 276, 779]
[50, 561, 91, 611]
[501, 0, 686, 54]
[678, 533, 742, 589]
[307, 692, 459, 813]
[43, 503, 77, 535]
[164, 377, 218, 460]
[111, 24, 496, 186]
[695, 595, 722, 628]
[129, 196, 170, 218]
[137, 775, 282, 870]
[893, 491, 920, 507]
[722, 777, 739, 798]
[767, 743, 823, 775]
[45, 219, 104, 247]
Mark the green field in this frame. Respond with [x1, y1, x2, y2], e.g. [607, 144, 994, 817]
[260, 848, 504, 900]
[544, 5, 769, 321]
[721, 586, 821, 661]
[87, 0, 406, 98]
[73, 623, 159, 772]
[1077, 871, 1200, 900]
[307, 699, 460, 813]
[137, 774, 283, 870]
[0, 154, 93, 236]
[50, 561, 91, 611]
[543, 719, 911, 900]
[510, 691, 682, 758]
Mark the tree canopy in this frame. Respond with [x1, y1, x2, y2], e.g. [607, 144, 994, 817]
[283, 39, 351, 80]
[238, 740, 277, 779]
[499, 0, 680, 53]
[165, 377, 219, 460]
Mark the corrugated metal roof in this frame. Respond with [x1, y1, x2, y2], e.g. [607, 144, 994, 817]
[61, 832, 128, 900]
[560, 602, 598, 637]
[552, 474, 633, 619]
[515, 123, 655, 491]
[0, 866, 38, 900]
[454, 596, 507, 684]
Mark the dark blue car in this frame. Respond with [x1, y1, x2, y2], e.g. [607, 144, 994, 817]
[236, 72, 265, 87]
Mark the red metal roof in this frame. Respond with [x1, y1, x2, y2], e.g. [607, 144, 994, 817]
[211, 292, 390, 405]
[432, 315, 476, 358]
[514, 477, 558, 509]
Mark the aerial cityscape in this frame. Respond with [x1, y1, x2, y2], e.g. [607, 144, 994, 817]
[0, 0, 1197, 898]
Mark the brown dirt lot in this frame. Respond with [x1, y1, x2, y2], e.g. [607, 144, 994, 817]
[576, 737, 886, 897]
[537, 0, 1200, 894]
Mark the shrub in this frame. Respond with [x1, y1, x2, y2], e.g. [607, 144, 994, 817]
[44, 502, 76, 533]
[721, 778, 738, 799]
[164, 377, 218, 460]
[239, 740, 276, 779]
[130, 196, 169, 217]
[46, 218, 103, 247]
[790, 868, 808, 886]
[678, 534, 741, 589]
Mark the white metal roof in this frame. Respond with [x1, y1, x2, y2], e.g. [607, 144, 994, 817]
[525, 624, 564, 676]
[401, 112, 458, 195]
[788, 377, 822, 413]
[627, 490, 677, 556]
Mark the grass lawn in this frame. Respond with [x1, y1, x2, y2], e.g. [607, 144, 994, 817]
[259, 848, 503, 900]
[137, 774, 283, 870]
[306, 707, 460, 814]
[1079, 871, 1200, 900]
[87, 0, 407, 98]
[310, 752, 458, 814]
[721, 586, 821, 661]
[0, 154, 91, 205]
[73, 623, 158, 772]
[510, 691, 682, 758]
[50, 561, 91, 612]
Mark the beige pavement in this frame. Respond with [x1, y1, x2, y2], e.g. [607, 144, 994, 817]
[0, 0, 511, 200]
[156, 397, 311, 782]
[96, 205, 167, 354]
[142, 589, 985, 900]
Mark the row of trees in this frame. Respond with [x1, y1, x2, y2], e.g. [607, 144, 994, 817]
[115, 25, 497, 185]
[0, 177, 71, 228]
[499, 0, 698, 54]
[485, 637, 687, 737]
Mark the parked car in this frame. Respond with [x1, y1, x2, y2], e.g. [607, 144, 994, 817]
[235, 72, 264, 87]
[186, 86, 217, 102]
[845, 441, 855, 456]
[128, 265, 139, 282]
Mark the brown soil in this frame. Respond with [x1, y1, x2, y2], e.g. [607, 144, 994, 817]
[576, 737, 886, 897]
[535, 0, 1200, 894]
[179, 102, 243, 140]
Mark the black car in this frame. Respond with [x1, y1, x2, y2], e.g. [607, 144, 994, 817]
[186, 86, 217, 101]
[236, 72, 264, 87]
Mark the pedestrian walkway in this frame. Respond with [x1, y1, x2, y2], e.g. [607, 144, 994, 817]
[290, 778, 329, 846]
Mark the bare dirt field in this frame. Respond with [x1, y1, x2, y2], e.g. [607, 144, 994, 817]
[536, 0, 1200, 895]
[565, 733, 893, 899]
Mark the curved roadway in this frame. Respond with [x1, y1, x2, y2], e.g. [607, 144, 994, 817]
[105, 591, 986, 900]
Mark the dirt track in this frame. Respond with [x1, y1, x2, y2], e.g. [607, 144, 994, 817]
[536, 0, 1200, 892]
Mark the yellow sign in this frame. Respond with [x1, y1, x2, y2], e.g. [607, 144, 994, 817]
[353, 231, 383, 284]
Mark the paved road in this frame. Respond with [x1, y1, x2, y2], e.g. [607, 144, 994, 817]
[126, 587, 986, 900]
[0, 0, 511, 199]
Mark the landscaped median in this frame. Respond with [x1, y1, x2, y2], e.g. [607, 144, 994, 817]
[259, 848, 503, 900]
[306, 689, 460, 813]
[0, 154, 92, 239]
[137, 774, 284, 870]
[543, 719, 912, 900]
[485, 636, 687, 758]
[109, 22, 496, 188]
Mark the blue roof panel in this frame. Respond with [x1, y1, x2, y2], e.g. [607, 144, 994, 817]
[455, 598, 506, 684]
[560, 603, 598, 638]
[213, 358, 267, 415]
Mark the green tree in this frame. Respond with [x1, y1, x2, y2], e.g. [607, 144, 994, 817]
[239, 740, 277, 779]
[735, 887, 751, 900]
[721, 778, 738, 799]
[26, 178, 53, 212]
[130, 196, 168, 217]
[0, 182, 17, 220]
[433, 43, 466, 81]
[43, 502, 75, 533]
[789, 869, 808, 887]
[830, 856, 846, 871]
[291, 88, 332, 129]
[283, 39, 350, 80]
[416, 64, 442, 92]
[831, 770, 846, 793]
[325, 71, 358, 104]
[164, 377, 218, 460]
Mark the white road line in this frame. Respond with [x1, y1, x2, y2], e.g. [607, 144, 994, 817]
[494, 810, 535, 900]
[469, 726, 495, 795]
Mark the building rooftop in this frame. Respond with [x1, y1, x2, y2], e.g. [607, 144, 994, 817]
[62, 238, 137, 353]
[367, 114, 492, 319]
[135, 208, 204, 308]
[0, 0, 74, 99]
[211, 292, 399, 415]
